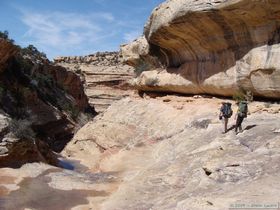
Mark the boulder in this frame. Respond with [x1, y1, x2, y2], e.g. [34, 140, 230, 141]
[120, 36, 150, 66]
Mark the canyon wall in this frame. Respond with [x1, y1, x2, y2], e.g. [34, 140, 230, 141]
[0, 39, 94, 167]
[122, 0, 280, 99]
[54, 52, 135, 113]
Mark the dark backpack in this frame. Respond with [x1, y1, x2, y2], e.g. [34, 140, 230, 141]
[238, 101, 248, 117]
[222, 103, 233, 118]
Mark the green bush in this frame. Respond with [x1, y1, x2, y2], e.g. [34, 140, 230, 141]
[60, 102, 80, 120]
[0, 86, 4, 98]
[264, 102, 271, 108]
[0, 30, 14, 43]
[233, 89, 246, 102]
[36, 73, 53, 86]
[134, 59, 153, 76]
[77, 112, 92, 125]
[21, 45, 47, 61]
[145, 77, 159, 86]
[233, 89, 253, 102]
[8, 119, 36, 140]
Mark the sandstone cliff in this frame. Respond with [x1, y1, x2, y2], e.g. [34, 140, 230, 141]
[54, 52, 135, 113]
[122, 0, 280, 99]
[0, 39, 94, 167]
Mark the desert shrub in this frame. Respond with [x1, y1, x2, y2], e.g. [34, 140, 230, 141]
[264, 102, 271, 108]
[36, 73, 53, 87]
[70, 106, 80, 119]
[8, 119, 36, 140]
[21, 45, 47, 63]
[21, 45, 47, 58]
[145, 77, 159, 86]
[190, 119, 211, 129]
[233, 89, 253, 102]
[16, 57, 33, 73]
[0, 30, 14, 43]
[60, 102, 79, 120]
[233, 89, 246, 102]
[0, 86, 4, 98]
[74, 112, 93, 132]
[74, 65, 82, 74]
[0, 30, 9, 39]
[134, 59, 153, 76]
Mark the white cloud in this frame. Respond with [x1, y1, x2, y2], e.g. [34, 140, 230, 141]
[18, 9, 117, 58]
[16, 5, 148, 59]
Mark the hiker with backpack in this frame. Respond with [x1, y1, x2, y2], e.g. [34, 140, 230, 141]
[219, 102, 233, 133]
[235, 101, 248, 134]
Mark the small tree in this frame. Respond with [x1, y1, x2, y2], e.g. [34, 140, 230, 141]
[0, 30, 9, 39]
[0, 30, 14, 43]
[21, 45, 47, 60]
[8, 119, 36, 140]
[134, 59, 153, 76]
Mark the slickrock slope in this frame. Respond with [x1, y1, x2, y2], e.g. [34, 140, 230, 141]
[54, 52, 135, 113]
[1, 95, 279, 209]
[59, 96, 280, 209]
[122, 0, 280, 99]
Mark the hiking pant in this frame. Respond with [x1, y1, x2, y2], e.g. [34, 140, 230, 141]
[235, 115, 244, 133]
[224, 117, 229, 133]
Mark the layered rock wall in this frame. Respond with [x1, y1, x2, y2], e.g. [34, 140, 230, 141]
[54, 52, 135, 113]
[0, 40, 94, 167]
[122, 0, 280, 99]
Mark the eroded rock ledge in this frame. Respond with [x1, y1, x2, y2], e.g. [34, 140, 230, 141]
[122, 0, 280, 99]
[54, 52, 135, 113]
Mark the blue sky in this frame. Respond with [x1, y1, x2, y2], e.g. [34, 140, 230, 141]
[0, 0, 164, 59]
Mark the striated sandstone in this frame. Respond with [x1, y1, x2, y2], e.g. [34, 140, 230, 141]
[61, 96, 280, 209]
[1, 96, 280, 209]
[54, 52, 135, 113]
[123, 0, 280, 99]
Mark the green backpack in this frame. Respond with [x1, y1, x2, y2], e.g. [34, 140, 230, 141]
[238, 101, 248, 117]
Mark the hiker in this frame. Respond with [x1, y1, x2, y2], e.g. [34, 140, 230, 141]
[219, 102, 233, 133]
[235, 101, 248, 134]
